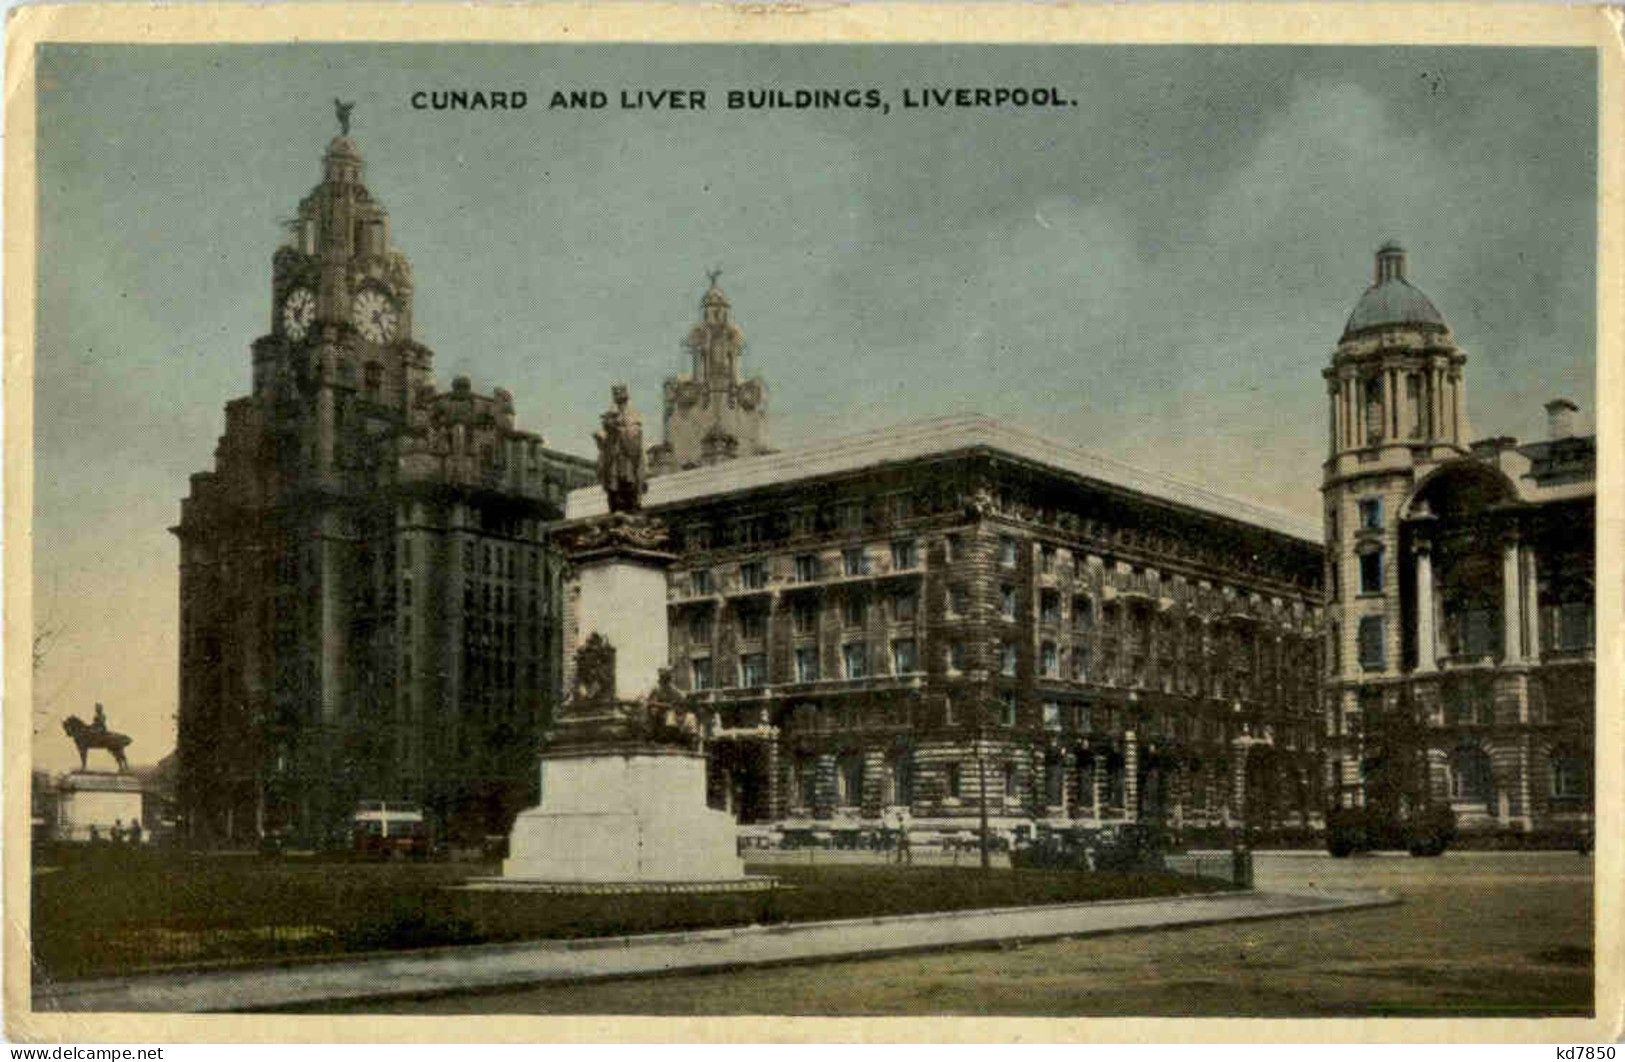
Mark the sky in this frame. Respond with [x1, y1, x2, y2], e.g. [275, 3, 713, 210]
[31, 44, 1597, 771]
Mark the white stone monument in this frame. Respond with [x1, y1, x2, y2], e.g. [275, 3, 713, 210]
[488, 387, 754, 889]
[496, 515, 748, 886]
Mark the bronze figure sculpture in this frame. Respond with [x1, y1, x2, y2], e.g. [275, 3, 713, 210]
[594, 383, 647, 513]
[63, 706, 133, 772]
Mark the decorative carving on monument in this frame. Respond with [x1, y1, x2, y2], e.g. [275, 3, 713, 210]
[595, 383, 647, 513]
[574, 633, 616, 704]
[63, 703, 133, 773]
[556, 511, 671, 557]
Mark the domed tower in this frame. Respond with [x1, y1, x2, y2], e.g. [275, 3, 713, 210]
[1322, 242, 1469, 808]
[649, 273, 771, 474]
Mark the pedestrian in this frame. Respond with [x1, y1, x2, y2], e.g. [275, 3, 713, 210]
[111, 818, 125, 844]
[130, 820, 144, 845]
[897, 807, 912, 866]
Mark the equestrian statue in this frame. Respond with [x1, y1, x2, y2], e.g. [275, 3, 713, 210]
[62, 702, 133, 772]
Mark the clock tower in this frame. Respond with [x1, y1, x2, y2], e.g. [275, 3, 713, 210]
[176, 118, 595, 849]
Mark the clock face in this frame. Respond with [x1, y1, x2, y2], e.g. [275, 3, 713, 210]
[350, 287, 400, 344]
[281, 287, 316, 342]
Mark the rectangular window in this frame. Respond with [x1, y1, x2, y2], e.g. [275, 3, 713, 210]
[948, 584, 969, 616]
[1073, 596, 1094, 632]
[843, 595, 866, 627]
[945, 533, 963, 563]
[946, 763, 963, 799]
[1071, 642, 1091, 681]
[1042, 701, 1062, 730]
[793, 600, 819, 635]
[842, 643, 869, 680]
[1000, 585, 1018, 620]
[788, 509, 814, 535]
[1406, 375, 1423, 438]
[1358, 615, 1386, 671]
[739, 652, 768, 688]
[891, 493, 914, 521]
[794, 554, 820, 582]
[998, 535, 1019, 566]
[690, 611, 718, 645]
[892, 591, 918, 623]
[739, 610, 766, 641]
[739, 561, 767, 590]
[690, 570, 713, 595]
[1555, 601, 1594, 651]
[738, 517, 767, 545]
[839, 502, 865, 530]
[1359, 550, 1383, 594]
[795, 646, 820, 683]
[1359, 497, 1383, 531]
[948, 641, 967, 672]
[1041, 641, 1059, 678]
[1040, 590, 1061, 624]
[1001, 642, 1019, 677]
[691, 657, 713, 691]
[842, 548, 868, 577]
[891, 638, 918, 674]
[1040, 545, 1056, 574]
[890, 540, 918, 570]
[1000, 691, 1018, 726]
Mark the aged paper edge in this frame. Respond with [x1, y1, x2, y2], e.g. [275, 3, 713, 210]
[3, 1, 1621, 1044]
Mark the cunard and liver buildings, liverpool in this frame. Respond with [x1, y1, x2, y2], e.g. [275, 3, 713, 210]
[175, 121, 1593, 848]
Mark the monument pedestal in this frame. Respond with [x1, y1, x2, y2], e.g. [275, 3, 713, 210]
[502, 750, 744, 884]
[474, 512, 760, 892]
[57, 772, 144, 842]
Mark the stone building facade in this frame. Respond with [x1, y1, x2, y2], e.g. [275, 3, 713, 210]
[173, 132, 593, 847]
[1321, 244, 1595, 840]
[571, 415, 1325, 842]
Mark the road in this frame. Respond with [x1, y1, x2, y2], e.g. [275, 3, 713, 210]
[306, 850, 1593, 1017]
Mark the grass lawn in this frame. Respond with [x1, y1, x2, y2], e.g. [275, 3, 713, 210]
[30, 848, 1228, 982]
[317, 851, 1592, 1017]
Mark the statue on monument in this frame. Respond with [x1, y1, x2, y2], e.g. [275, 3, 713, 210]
[63, 703, 133, 773]
[594, 383, 647, 514]
[334, 98, 355, 136]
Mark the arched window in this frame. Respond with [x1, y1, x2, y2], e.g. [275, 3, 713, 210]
[1551, 748, 1589, 800]
[836, 752, 864, 809]
[1449, 746, 1494, 805]
[886, 750, 914, 807]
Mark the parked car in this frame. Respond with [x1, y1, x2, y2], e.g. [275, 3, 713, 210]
[1325, 803, 1455, 857]
[352, 800, 430, 860]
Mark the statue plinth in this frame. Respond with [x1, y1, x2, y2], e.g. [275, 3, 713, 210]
[57, 771, 145, 843]
[488, 509, 751, 887]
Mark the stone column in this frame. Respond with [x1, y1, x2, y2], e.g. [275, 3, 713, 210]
[1380, 369, 1394, 441]
[1523, 545, 1541, 664]
[1415, 539, 1438, 672]
[1502, 534, 1523, 664]
[1123, 731, 1139, 822]
[1092, 754, 1106, 820]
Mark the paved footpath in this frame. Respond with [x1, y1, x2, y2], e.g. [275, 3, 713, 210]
[36, 888, 1395, 1013]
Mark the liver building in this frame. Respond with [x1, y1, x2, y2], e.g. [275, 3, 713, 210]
[173, 124, 593, 847]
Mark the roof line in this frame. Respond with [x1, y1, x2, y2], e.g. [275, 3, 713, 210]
[569, 413, 1321, 543]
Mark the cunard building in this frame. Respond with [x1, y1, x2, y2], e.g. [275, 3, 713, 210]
[569, 279, 1327, 843]
[1322, 243, 1595, 840]
[173, 125, 593, 847]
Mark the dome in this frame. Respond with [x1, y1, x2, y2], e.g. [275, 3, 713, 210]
[1341, 242, 1448, 339]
